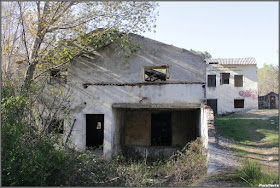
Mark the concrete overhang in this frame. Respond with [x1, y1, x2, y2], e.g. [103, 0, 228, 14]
[112, 103, 202, 109]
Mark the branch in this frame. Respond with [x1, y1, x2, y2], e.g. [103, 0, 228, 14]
[46, 16, 100, 32]
[49, 2, 75, 26]
[17, 1, 30, 63]
[37, 1, 40, 24]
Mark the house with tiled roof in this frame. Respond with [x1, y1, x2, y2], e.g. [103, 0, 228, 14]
[205, 57, 258, 114]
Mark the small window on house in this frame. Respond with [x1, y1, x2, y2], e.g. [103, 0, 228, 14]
[143, 66, 169, 82]
[234, 75, 243, 87]
[48, 119, 64, 134]
[234, 99, 244, 108]
[220, 73, 230, 85]
[209, 62, 218, 64]
[208, 75, 216, 87]
[49, 69, 67, 84]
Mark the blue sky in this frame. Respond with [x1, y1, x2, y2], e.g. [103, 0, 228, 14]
[142, 2, 278, 68]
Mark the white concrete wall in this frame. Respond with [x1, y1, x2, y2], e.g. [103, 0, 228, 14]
[206, 64, 258, 114]
[200, 106, 209, 148]
[64, 83, 205, 156]
[59, 34, 208, 157]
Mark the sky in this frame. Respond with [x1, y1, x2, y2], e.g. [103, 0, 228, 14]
[142, 2, 279, 68]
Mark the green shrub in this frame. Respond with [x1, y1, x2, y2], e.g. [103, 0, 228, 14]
[157, 138, 207, 186]
[1, 82, 91, 186]
[237, 160, 279, 186]
[1, 82, 208, 186]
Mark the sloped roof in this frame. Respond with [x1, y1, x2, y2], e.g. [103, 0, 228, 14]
[204, 57, 257, 65]
[263, 91, 279, 97]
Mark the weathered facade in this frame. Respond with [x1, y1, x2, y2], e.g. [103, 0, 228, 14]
[205, 58, 258, 114]
[60, 34, 209, 157]
[259, 92, 279, 109]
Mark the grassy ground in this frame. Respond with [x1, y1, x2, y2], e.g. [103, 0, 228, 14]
[215, 109, 279, 184]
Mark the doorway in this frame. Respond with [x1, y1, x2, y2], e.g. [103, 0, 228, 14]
[207, 99, 217, 114]
[86, 114, 104, 149]
[151, 112, 172, 146]
[270, 96, 276, 109]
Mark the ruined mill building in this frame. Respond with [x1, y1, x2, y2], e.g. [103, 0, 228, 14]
[48, 34, 258, 157]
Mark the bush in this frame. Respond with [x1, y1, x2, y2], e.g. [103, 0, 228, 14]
[237, 160, 279, 186]
[162, 138, 208, 186]
[1, 82, 208, 186]
[1, 82, 92, 186]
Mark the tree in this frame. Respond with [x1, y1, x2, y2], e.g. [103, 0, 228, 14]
[189, 49, 212, 59]
[257, 64, 279, 96]
[1, 1, 158, 90]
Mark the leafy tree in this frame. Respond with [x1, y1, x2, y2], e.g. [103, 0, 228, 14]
[189, 49, 212, 59]
[257, 64, 279, 96]
[1, 1, 158, 90]
[1, 3, 159, 185]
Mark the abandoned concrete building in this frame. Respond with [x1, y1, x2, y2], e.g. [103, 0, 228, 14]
[49, 33, 212, 157]
[259, 92, 279, 109]
[205, 58, 258, 114]
[47, 34, 259, 157]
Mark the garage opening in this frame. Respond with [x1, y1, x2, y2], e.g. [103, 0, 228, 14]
[86, 114, 104, 149]
[151, 112, 172, 146]
[121, 109, 200, 147]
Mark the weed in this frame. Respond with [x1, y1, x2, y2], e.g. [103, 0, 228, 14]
[161, 139, 207, 186]
[236, 160, 279, 186]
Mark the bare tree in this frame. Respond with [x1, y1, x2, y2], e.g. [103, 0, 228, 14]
[1, 1, 158, 90]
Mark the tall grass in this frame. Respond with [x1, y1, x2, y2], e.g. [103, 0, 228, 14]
[237, 160, 279, 186]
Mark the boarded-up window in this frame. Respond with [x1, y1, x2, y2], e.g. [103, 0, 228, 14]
[234, 99, 244, 108]
[220, 73, 230, 85]
[143, 66, 169, 82]
[208, 75, 216, 87]
[234, 75, 243, 87]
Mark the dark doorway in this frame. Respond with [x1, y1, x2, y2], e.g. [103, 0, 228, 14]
[270, 96, 276, 109]
[151, 113, 171, 146]
[86, 114, 104, 149]
[207, 99, 217, 114]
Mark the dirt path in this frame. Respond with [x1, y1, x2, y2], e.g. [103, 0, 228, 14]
[197, 136, 242, 187]
[197, 109, 279, 187]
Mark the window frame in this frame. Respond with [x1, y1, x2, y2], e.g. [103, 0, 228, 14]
[234, 99, 244, 108]
[143, 65, 170, 82]
[207, 75, 216, 87]
[234, 75, 243, 87]
[220, 73, 230, 85]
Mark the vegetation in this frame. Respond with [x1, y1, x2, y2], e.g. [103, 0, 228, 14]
[189, 49, 212, 59]
[215, 110, 279, 185]
[236, 160, 278, 187]
[1, 2, 208, 186]
[1, 80, 206, 186]
[1, 1, 158, 89]
[257, 64, 279, 96]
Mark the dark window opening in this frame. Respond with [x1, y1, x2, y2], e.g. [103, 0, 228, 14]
[220, 73, 230, 85]
[48, 119, 64, 134]
[208, 75, 216, 87]
[49, 69, 67, 84]
[86, 114, 104, 149]
[209, 62, 218, 64]
[151, 113, 171, 146]
[234, 99, 244, 108]
[144, 66, 169, 82]
[234, 75, 243, 87]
